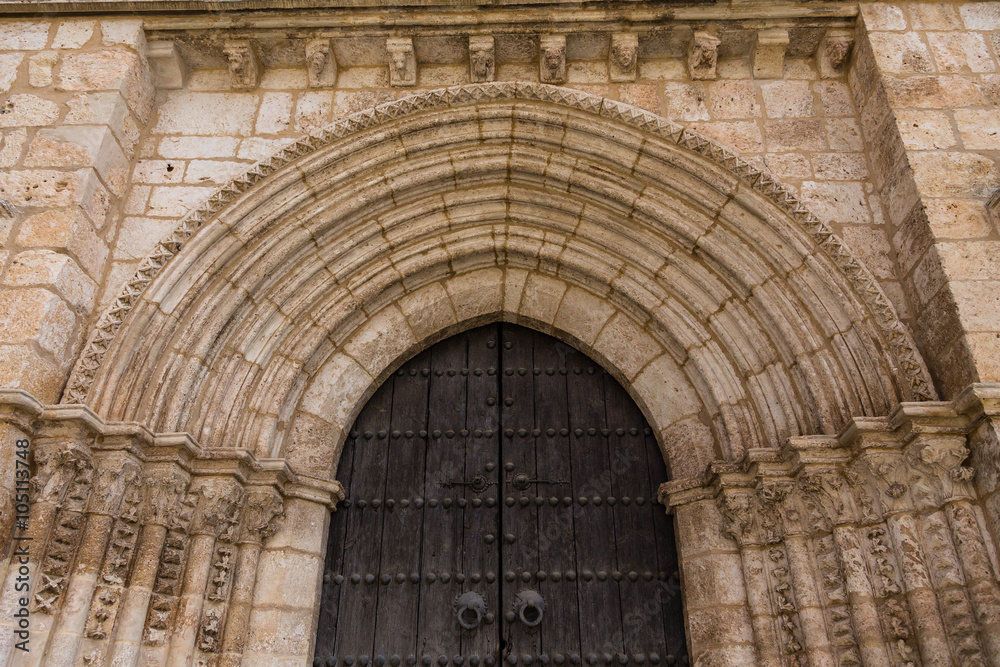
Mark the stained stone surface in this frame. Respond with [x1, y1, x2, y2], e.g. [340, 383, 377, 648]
[0, 2, 997, 665]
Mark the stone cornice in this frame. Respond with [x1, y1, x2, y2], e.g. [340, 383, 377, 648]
[0, 0, 859, 21]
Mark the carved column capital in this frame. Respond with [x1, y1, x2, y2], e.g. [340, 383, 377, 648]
[87, 454, 142, 516]
[32, 442, 92, 504]
[142, 469, 189, 526]
[189, 477, 246, 539]
[239, 486, 284, 544]
[905, 437, 976, 507]
[796, 470, 858, 531]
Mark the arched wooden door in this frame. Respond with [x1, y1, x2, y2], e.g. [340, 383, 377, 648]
[314, 324, 688, 667]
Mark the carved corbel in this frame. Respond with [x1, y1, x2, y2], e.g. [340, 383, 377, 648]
[609, 33, 638, 82]
[688, 31, 720, 81]
[306, 38, 338, 88]
[751, 28, 789, 79]
[223, 40, 261, 90]
[387, 37, 416, 87]
[539, 35, 567, 84]
[817, 30, 853, 79]
[469, 36, 495, 83]
[147, 40, 189, 89]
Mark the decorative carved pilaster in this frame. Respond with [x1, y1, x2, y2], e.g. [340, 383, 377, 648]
[85, 481, 142, 640]
[863, 526, 918, 666]
[812, 534, 861, 666]
[767, 546, 806, 663]
[32, 454, 93, 615]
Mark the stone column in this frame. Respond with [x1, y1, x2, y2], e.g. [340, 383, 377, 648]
[218, 486, 283, 667]
[108, 469, 188, 667]
[40, 454, 141, 665]
[906, 435, 991, 663]
[165, 478, 244, 667]
[0, 437, 92, 664]
[713, 491, 782, 667]
[666, 485, 759, 667]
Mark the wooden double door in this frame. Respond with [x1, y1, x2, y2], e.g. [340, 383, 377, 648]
[315, 324, 687, 667]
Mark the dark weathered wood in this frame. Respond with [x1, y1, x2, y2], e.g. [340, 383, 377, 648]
[334, 377, 394, 656]
[374, 349, 432, 657]
[565, 347, 625, 657]
[603, 375, 667, 658]
[462, 325, 501, 660]
[530, 330, 581, 658]
[417, 333, 471, 655]
[317, 324, 687, 665]
[499, 324, 541, 660]
[314, 432, 357, 661]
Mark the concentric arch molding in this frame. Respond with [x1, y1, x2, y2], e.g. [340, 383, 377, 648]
[61, 81, 937, 406]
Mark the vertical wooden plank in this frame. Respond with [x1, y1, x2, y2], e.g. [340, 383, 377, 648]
[531, 331, 581, 660]
[334, 379, 394, 658]
[603, 375, 668, 660]
[417, 332, 470, 657]
[500, 324, 541, 661]
[462, 325, 502, 661]
[644, 431, 687, 663]
[314, 432, 358, 662]
[373, 349, 432, 659]
[565, 347, 625, 659]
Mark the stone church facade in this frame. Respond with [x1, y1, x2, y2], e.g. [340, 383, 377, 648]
[0, 0, 999, 664]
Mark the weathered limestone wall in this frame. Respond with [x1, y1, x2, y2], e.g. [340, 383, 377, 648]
[855, 1, 1000, 397]
[0, 2, 998, 666]
[119, 31, 900, 326]
[0, 19, 153, 402]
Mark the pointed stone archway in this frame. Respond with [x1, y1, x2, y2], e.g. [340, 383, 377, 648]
[26, 82, 960, 667]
